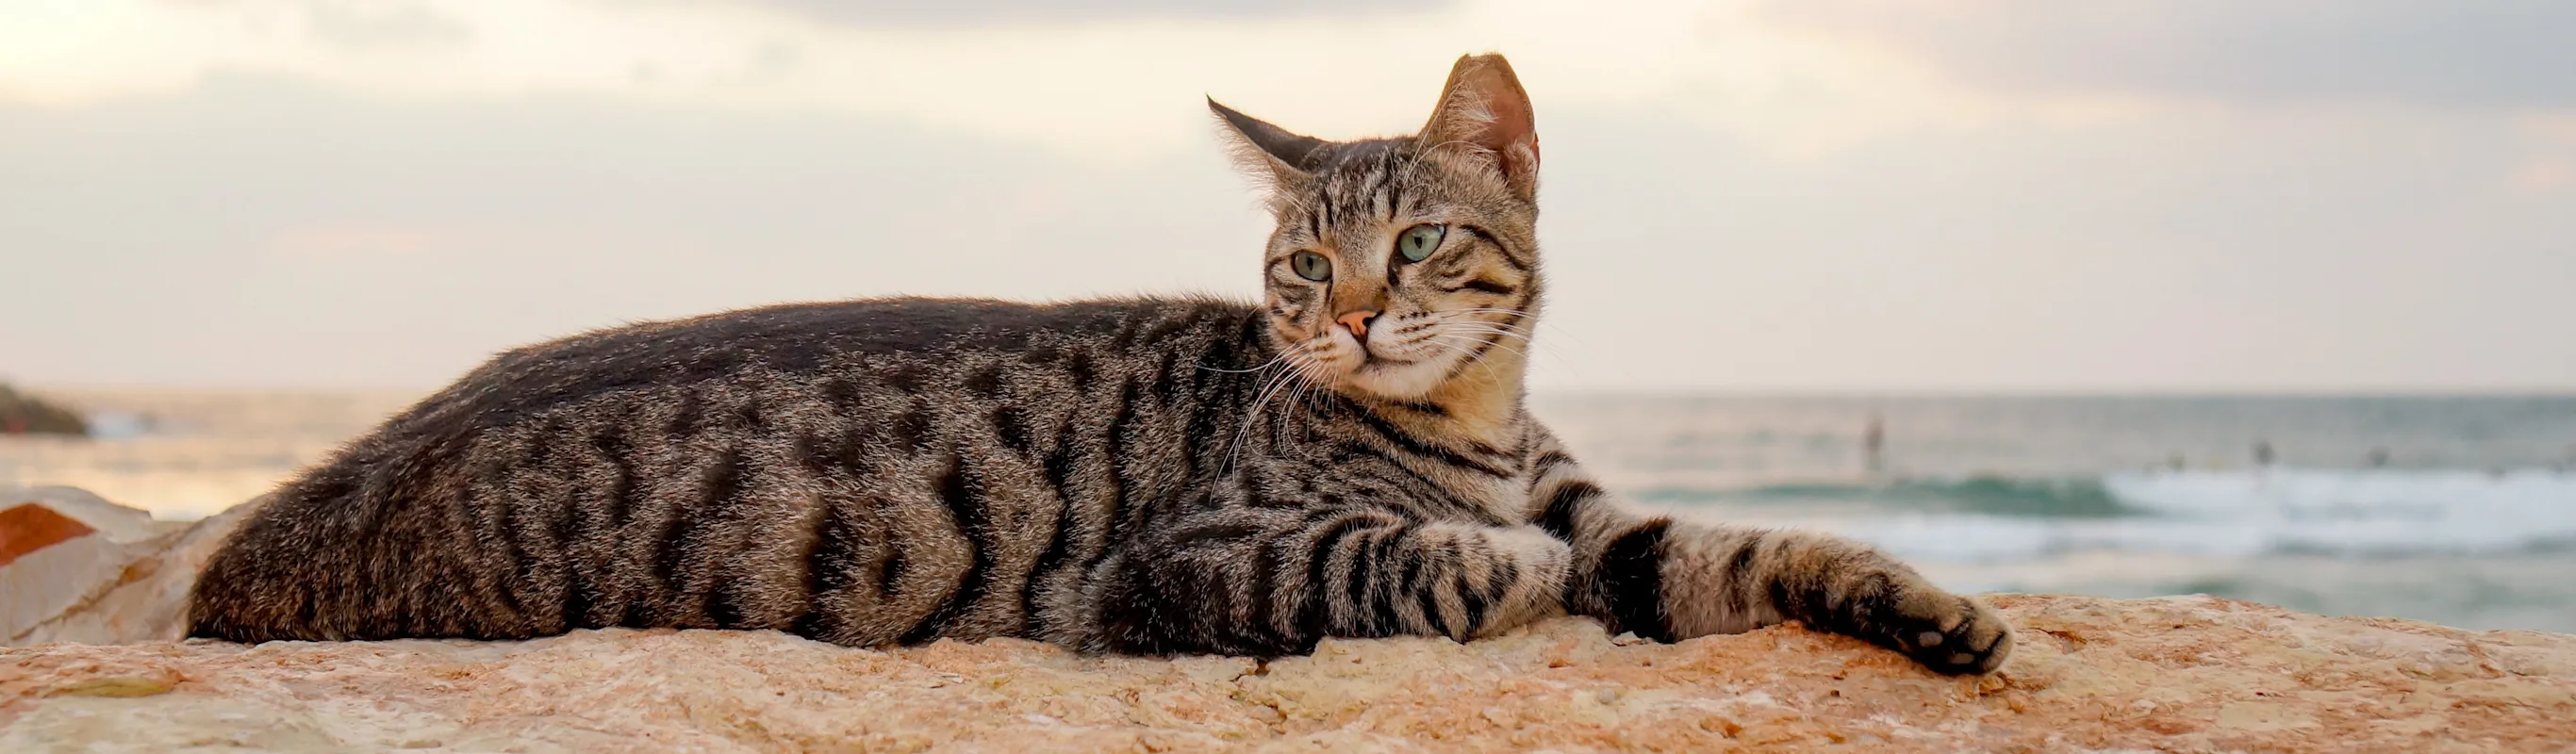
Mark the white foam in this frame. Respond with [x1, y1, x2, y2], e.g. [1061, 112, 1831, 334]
[1780, 467, 2576, 562]
[2105, 467, 2576, 555]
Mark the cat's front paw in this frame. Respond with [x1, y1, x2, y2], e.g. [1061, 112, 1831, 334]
[1884, 590, 2013, 675]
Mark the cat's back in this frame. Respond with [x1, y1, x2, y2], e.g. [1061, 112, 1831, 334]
[187, 295, 1266, 646]
[446, 296, 1230, 419]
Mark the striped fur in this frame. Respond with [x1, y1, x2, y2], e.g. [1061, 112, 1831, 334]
[187, 54, 2010, 675]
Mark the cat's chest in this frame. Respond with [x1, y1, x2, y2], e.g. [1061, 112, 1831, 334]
[1452, 470, 1535, 523]
[1295, 454, 1530, 524]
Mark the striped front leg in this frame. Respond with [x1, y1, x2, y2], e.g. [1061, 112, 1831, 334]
[1085, 503, 1573, 657]
[1527, 449, 2014, 675]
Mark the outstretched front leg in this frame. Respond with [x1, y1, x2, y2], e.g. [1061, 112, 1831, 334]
[1527, 441, 2015, 675]
[1082, 502, 1573, 656]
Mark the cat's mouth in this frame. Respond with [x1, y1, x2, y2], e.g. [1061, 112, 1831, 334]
[1305, 343, 1416, 385]
[1301, 330, 1451, 395]
[1311, 333, 1426, 371]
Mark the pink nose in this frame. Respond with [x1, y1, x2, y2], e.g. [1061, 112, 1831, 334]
[1336, 310, 1379, 340]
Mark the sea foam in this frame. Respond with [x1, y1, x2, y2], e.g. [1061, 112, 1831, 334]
[1692, 468, 2576, 562]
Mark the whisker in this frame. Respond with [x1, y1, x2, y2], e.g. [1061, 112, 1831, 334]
[1429, 310, 1541, 335]
[1432, 321, 1535, 337]
[1433, 320, 1582, 373]
[1280, 353, 1319, 446]
[1200, 351, 1293, 374]
[1430, 326, 1534, 349]
[1420, 336, 1516, 392]
[1221, 351, 1308, 474]
[1427, 332, 1532, 364]
[1431, 307, 1593, 379]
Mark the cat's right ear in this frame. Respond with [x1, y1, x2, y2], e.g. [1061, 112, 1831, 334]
[1209, 98, 1322, 189]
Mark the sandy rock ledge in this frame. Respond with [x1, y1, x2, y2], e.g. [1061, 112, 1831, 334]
[0, 595, 2567, 752]
[2, 488, 2572, 751]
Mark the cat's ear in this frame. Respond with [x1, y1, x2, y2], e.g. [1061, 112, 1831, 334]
[1417, 53, 1538, 201]
[1209, 97, 1323, 188]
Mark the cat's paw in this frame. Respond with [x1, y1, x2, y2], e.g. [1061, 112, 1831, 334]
[1885, 590, 2013, 675]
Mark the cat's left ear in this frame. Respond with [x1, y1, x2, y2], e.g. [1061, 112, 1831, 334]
[1418, 53, 1538, 202]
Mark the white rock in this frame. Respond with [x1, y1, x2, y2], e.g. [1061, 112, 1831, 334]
[1, 487, 256, 647]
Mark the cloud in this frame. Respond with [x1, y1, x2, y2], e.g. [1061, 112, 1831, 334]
[714, 0, 1452, 27]
[0, 0, 1549, 155]
[1532, 102, 2576, 391]
[6, 72, 2575, 391]
[304, 1, 471, 49]
[0, 0, 1990, 159]
[0, 73, 1267, 386]
[1759, 0, 2576, 109]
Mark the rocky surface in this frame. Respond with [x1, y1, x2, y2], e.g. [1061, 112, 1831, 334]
[1, 487, 249, 647]
[0, 385, 86, 436]
[3, 490, 2573, 752]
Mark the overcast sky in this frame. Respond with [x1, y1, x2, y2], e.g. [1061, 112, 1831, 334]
[3, 0, 2571, 392]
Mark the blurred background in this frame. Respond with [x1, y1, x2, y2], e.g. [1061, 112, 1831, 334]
[3, 1, 2572, 631]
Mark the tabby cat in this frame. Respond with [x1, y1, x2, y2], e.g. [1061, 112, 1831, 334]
[188, 54, 2012, 675]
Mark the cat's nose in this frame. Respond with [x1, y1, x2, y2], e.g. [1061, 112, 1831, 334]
[1335, 310, 1379, 341]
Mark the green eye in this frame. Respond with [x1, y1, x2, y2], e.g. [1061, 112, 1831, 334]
[1395, 223, 1445, 263]
[1291, 251, 1332, 282]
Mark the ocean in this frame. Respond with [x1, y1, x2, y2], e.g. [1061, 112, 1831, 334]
[8, 390, 2574, 634]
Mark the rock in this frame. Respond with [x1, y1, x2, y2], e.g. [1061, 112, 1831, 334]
[0, 602, 2567, 749]
[2, 488, 2572, 751]
[0, 503, 95, 568]
[0, 487, 248, 647]
[0, 385, 86, 436]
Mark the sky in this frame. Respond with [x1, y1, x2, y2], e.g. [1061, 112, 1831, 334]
[2, 0, 2571, 393]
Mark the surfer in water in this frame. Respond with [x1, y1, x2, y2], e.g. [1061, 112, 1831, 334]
[1864, 413, 1886, 476]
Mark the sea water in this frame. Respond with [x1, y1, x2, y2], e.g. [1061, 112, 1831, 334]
[7, 391, 2573, 632]
[1538, 395, 2576, 633]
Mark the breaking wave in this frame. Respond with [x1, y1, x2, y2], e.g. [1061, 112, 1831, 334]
[1651, 467, 2576, 561]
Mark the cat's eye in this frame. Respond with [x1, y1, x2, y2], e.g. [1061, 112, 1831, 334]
[1395, 223, 1445, 263]
[1291, 251, 1333, 282]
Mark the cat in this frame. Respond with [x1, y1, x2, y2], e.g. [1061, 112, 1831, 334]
[187, 54, 2012, 675]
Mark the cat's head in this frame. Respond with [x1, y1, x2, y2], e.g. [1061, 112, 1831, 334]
[1213, 53, 1541, 402]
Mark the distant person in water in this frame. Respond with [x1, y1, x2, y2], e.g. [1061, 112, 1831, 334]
[2254, 439, 2275, 467]
[1863, 414, 1886, 475]
[2367, 448, 2391, 468]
